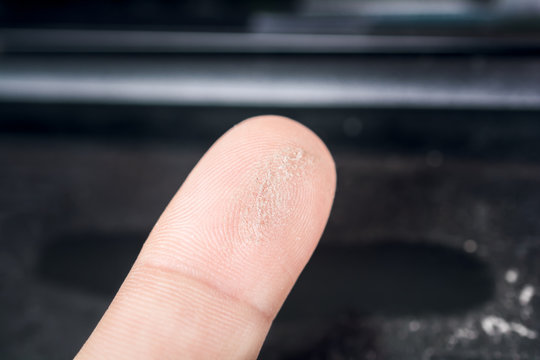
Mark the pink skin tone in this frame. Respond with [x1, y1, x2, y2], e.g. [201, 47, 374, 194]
[76, 116, 336, 359]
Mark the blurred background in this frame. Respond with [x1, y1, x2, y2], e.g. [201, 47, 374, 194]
[1, 0, 540, 359]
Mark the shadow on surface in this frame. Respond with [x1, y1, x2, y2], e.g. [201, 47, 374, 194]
[38, 232, 145, 296]
[39, 234, 494, 316]
[279, 241, 495, 318]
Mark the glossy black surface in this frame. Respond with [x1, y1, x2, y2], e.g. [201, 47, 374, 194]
[1, 105, 540, 359]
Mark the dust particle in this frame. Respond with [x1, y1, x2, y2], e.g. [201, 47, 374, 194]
[505, 269, 519, 284]
[519, 285, 535, 306]
[481, 316, 537, 339]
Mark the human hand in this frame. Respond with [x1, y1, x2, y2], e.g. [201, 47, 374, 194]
[75, 116, 336, 359]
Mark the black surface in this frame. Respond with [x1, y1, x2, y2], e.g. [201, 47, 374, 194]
[1, 108, 540, 358]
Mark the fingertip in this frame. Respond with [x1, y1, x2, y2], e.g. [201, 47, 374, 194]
[234, 114, 337, 193]
[77, 115, 338, 359]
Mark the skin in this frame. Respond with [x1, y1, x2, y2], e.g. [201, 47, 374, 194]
[75, 115, 337, 359]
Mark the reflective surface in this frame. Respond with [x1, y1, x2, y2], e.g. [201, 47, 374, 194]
[1, 110, 540, 359]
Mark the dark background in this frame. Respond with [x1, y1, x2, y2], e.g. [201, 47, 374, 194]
[1, 0, 540, 359]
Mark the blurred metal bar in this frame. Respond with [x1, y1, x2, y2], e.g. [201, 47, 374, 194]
[0, 56, 539, 109]
[301, 0, 482, 16]
[1, 29, 540, 54]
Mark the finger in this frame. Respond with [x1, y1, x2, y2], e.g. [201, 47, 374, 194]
[75, 115, 336, 360]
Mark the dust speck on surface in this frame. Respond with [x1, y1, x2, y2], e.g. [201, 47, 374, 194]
[481, 316, 537, 339]
[519, 285, 535, 306]
[445, 318, 479, 349]
[463, 239, 478, 253]
[239, 146, 314, 243]
[505, 268, 519, 284]
[510, 322, 538, 339]
[481, 316, 510, 336]
[448, 326, 478, 346]
[408, 321, 421, 332]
